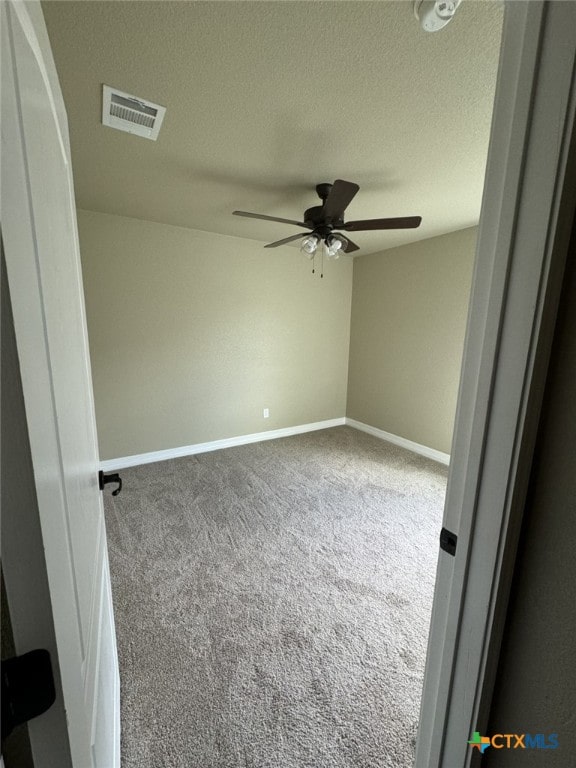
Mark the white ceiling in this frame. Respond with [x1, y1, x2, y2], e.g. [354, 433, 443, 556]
[42, 1, 503, 255]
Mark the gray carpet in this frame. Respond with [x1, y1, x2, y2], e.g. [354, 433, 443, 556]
[104, 426, 447, 768]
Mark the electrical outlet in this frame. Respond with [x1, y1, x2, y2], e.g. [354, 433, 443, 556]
[263, 408, 270, 418]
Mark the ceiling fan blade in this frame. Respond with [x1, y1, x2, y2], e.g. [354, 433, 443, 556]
[233, 211, 309, 228]
[341, 237, 360, 254]
[264, 233, 307, 248]
[343, 216, 422, 231]
[322, 180, 360, 220]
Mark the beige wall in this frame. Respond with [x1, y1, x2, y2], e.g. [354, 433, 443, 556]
[78, 210, 353, 460]
[346, 227, 476, 454]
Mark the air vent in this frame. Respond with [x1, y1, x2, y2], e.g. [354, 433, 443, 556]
[102, 85, 166, 141]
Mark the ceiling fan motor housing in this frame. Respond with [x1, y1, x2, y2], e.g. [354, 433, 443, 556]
[304, 184, 344, 230]
[303, 209, 341, 234]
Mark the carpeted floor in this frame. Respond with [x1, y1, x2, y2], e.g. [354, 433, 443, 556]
[103, 426, 447, 768]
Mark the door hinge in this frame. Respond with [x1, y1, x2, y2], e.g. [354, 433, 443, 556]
[440, 527, 457, 556]
[98, 470, 122, 496]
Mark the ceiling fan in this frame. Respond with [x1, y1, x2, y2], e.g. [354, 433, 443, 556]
[233, 179, 422, 258]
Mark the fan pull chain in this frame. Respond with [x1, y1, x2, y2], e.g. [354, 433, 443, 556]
[312, 253, 315, 274]
[321, 247, 324, 278]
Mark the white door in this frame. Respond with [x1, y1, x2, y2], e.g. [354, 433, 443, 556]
[1, 2, 120, 766]
[416, 2, 576, 766]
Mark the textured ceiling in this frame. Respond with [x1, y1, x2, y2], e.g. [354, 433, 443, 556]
[42, 1, 503, 255]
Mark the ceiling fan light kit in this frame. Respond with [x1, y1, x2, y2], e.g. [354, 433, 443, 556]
[233, 179, 421, 276]
[324, 235, 347, 259]
[300, 234, 320, 258]
[300, 233, 347, 260]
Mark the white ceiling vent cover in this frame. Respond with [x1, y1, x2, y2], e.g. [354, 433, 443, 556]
[102, 85, 166, 141]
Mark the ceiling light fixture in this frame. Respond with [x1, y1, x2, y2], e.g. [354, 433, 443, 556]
[414, 0, 462, 32]
[324, 235, 348, 259]
[300, 234, 320, 258]
[300, 233, 348, 262]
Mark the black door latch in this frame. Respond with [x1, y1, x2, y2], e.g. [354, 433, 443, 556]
[440, 527, 458, 556]
[98, 470, 122, 496]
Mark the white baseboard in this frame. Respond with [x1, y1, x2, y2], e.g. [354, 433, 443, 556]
[345, 418, 450, 466]
[100, 418, 346, 471]
[100, 416, 450, 471]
